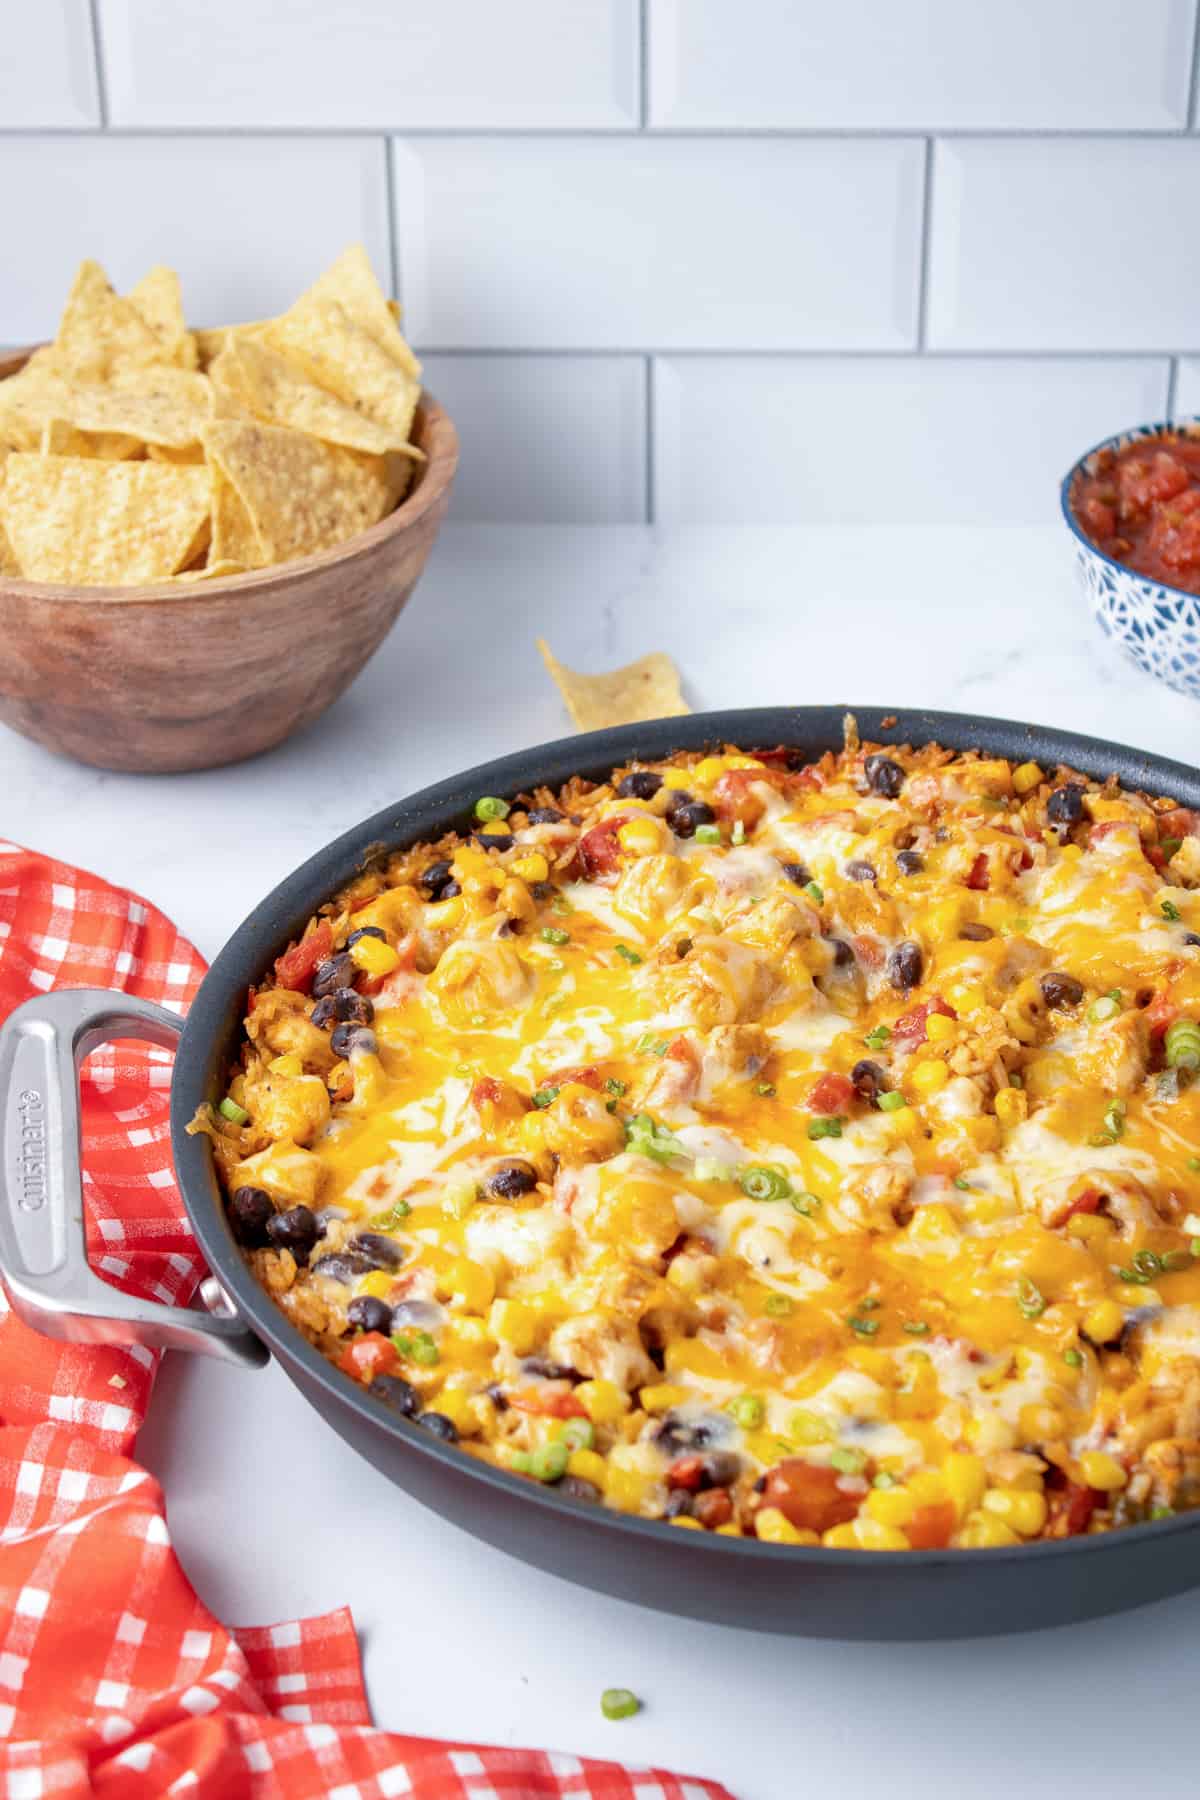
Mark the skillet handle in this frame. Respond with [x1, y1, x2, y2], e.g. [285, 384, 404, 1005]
[0, 988, 266, 1369]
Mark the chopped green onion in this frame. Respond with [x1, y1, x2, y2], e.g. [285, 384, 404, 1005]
[615, 944, 643, 966]
[1160, 1248, 1193, 1272]
[555, 1417, 595, 1451]
[692, 1156, 732, 1182]
[393, 1330, 439, 1367]
[763, 1293, 794, 1317]
[474, 795, 510, 822]
[728, 1393, 765, 1429]
[877, 1090, 907, 1113]
[755, 1082, 777, 1097]
[1165, 1018, 1200, 1071]
[636, 1033, 669, 1056]
[1131, 1248, 1162, 1278]
[1103, 1099, 1126, 1140]
[830, 1447, 866, 1475]
[864, 1025, 892, 1049]
[694, 824, 722, 845]
[805, 881, 824, 905]
[1161, 837, 1183, 861]
[953, 1176, 971, 1191]
[847, 1315, 879, 1336]
[858, 1295, 881, 1310]
[1089, 994, 1121, 1023]
[218, 1096, 249, 1125]
[532, 1086, 559, 1109]
[1008, 1072, 1024, 1089]
[529, 1441, 569, 1483]
[791, 1191, 821, 1216]
[605, 1077, 627, 1097]
[731, 820, 746, 846]
[1016, 1277, 1045, 1319]
[540, 926, 570, 945]
[369, 1199, 411, 1228]
[807, 1116, 843, 1140]
[1162, 899, 1182, 922]
[601, 1688, 641, 1722]
[1063, 1347, 1084, 1368]
[903, 1321, 930, 1336]
[1189, 1157, 1200, 1173]
[624, 1112, 684, 1164]
[740, 1164, 792, 1203]
[1150, 1505, 1175, 1521]
[508, 1451, 532, 1474]
[873, 1471, 898, 1489]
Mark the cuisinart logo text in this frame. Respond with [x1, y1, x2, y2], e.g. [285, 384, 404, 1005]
[15, 1088, 46, 1212]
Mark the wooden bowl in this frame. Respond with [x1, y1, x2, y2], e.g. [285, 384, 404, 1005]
[0, 348, 458, 773]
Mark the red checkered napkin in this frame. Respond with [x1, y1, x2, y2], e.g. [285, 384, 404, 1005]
[0, 841, 734, 1800]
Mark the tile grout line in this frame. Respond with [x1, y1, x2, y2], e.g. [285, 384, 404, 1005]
[86, 0, 110, 129]
[643, 355, 656, 525]
[638, 0, 649, 129]
[916, 137, 934, 351]
[383, 136, 401, 306]
[413, 347, 1193, 362]
[0, 124, 1198, 141]
[1167, 356, 1181, 421]
[1189, 0, 1200, 128]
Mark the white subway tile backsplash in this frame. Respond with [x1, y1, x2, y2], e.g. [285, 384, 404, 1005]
[99, 0, 638, 130]
[928, 139, 1200, 353]
[421, 356, 646, 521]
[1, 1, 100, 127]
[653, 356, 1169, 525]
[0, 137, 391, 345]
[393, 138, 923, 352]
[648, 0, 1195, 131]
[1173, 360, 1200, 418]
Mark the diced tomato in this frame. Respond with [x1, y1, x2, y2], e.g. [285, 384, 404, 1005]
[750, 745, 802, 771]
[1159, 806, 1200, 840]
[274, 920, 333, 994]
[543, 1063, 604, 1091]
[578, 816, 629, 881]
[809, 1071, 855, 1115]
[1144, 987, 1178, 1044]
[1088, 820, 1135, 846]
[783, 765, 828, 793]
[893, 995, 956, 1045]
[761, 1459, 863, 1536]
[667, 1455, 708, 1492]
[1079, 495, 1116, 539]
[713, 768, 769, 828]
[339, 1332, 398, 1384]
[1055, 1187, 1103, 1227]
[850, 934, 884, 970]
[693, 1488, 734, 1529]
[964, 852, 989, 891]
[1119, 449, 1190, 520]
[1047, 1480, 1098, 1540]
[508, 1387, 588, 1420]
[904, 1499, 956, 1550]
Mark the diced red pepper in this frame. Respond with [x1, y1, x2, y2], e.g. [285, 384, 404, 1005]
[904, 1499, 956, 1550]
[667, 1455, 707, 1492]
[274, 920, 333, 994]
[508, 1387, 588, 1420]
[965, 852, 989, 891]
[1047, 1481, 1098, 1539]
[760, 1459, 863, 1536]
[1159, 806, 1200, 840]
[578, 817, 629, 880]
[543, 1064, 604, 1091]
[893, 995, 956, 1045]
[339, 1332, 398, 1384]
[809, 1071, 855, 1115]
[713, 768, 769, 828]
[1053, 1187, 1103, 1229]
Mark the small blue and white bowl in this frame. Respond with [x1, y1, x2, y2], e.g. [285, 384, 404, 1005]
[1062, 421, 1200, 699]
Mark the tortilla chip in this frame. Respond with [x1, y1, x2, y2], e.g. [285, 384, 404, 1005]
[170, 557, 246, 582]
[209, 337, 407, 455]
[536, 639, 690, 733]
[128, 265, 198, 370]
[203, 419, 393, 564]
[0, 361, 77, 451]
[291, 244, 421, 381]
[148, 441, 206, 464]
[40, 417, 144, 461]
[54, 259, 165, 380]
[193, 321, 270, 370]
[209, 460, 267, 569]
[264, 300, 420, 446]
[64, 366, 213, 449]
[1, 454, 211, 586]
[0, 458, 18, 576]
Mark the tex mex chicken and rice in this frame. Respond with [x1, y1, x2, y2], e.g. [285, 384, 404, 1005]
[195, 728, 1200, 1551]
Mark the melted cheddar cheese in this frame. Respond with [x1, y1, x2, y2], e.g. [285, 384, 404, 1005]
[200, 734, 1200, 1549]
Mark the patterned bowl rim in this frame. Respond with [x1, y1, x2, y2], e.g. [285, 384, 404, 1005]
[1060, 417, 1200, 613]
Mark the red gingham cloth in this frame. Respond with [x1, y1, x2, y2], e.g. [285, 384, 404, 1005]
[0, 842, 734, 1800]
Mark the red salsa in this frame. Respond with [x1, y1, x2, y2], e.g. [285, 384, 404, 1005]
[1073, 431, 1200, 594]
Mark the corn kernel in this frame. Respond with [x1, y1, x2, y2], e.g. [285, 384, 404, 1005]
[943, 1452, 987, 1520]
[661, 768, 693, 790]
[822, 1524, 862, 1549]
[1083, 1300, 1124, 1344]
[958, 1510, 1021, 1548]
[926, 896, 966, 939]
[715, 1523, 743, 1537]
[268, 1052, 304, 1077]
[441, 1257, 495, 1315]
[567, 1449, 608, 1491]
[865, 1486, 916, 1529]
[994, 1086, 1028, 1129]
[1068, 1213, 1115, 1245]
[925, 1012, 957, 1043]
[886, 1106, 920, 1141]
[965, 1413, 1017, 1455]
[1079, 1450, 1127, 1491]
[616, 818, 663, 857]
[426, 896, 465, 929]
[487, 1298, 537, 1355]
[357, 1270, 394, 1301]
[452, 1316, 488, 1347]
[604, 1465, 649, 1512]
[432, 1388, 480, 1437]
[755, 1507, 818, 1545]
[670, 1515, 705, 1530]
[1013, 761, 1043, 796]
[905, 1470, 948, 1506]
[510, 852, 550, 884]
[982, 1488, 1047, 1536]
[577, 1379, 630, 1425]
[854, 1517, 911, 1551]
[349, 934, 400, 977]
[640, 1382, 688, 1414]
[949, 983, 987, 1016]
[910, 1058, 950, 1098]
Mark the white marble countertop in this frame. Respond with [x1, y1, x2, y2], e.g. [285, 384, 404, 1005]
[7, 523, 1200, 1800]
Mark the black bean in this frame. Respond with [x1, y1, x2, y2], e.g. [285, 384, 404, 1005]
[368, 1374, 419, 1416]
[653, 1413, 724, 1456]
[1185, 933, 1200, 949]
[350, 1231, 406, 1269]
[959, 922, 994, 942]
[895, 849, 924, 876]
[1040, 972, 1085, 1010]
[347, 1295, 394, 1335]
[559, 1475, 602, 1503]
[887, 941, 924, 990]
[864, 754, 905, 799]
[313, 987, 374, 1029]
[418, 1411, 459, 1443]
[779, 860, 811, 887]
[347, 926, 386, 946]
[330, 1022, 377, 1058]
[312, 952, 355, 998]
[474, 832, 511, 851]
[228, 1185, 273, 1248]
[1047, 783, 1086, 825]
[618, 770, 663, 800]
[526, 807, 564, 824]
[851, 1059, 885, 1103]
[845, 860, 877, 883]
[420, 859, 457, 898]
[826, 937, 855, 969]
[485, 1382, 509, 1412]
[700, 1451, 742, 1488]
[311, 1251, 378, 1283]
[487, 1161, 538, 1199]
[663, 1488, 695, 1519]
[266, 1204, 320, 1264]
[668, 800, 716, 839]
[521, 1357, 577, 1381]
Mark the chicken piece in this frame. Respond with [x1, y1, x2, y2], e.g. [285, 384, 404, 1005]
[547, 1310, 658, 1391]
[241, 1062, 331, 1147]
[1142, 1438, 1200, 1512]
[247, 989, 335, 1072]
[426, 935, 532, 1026]
[595, 1174, 682, 1264]
[650, 932, 775, 1029]
[1170, 835, 1200, 888]
[1076, 1010, 1149, 1097]
[612, 853, 698, 933]
[230, 1138, 324, 1208]
[843, 1160, 915, 1231]
[723, 890, 813, 957]
[538, 1081, 625, 1162]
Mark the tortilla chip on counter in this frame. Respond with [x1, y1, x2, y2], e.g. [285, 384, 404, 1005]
[537, 638, 690, 732]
